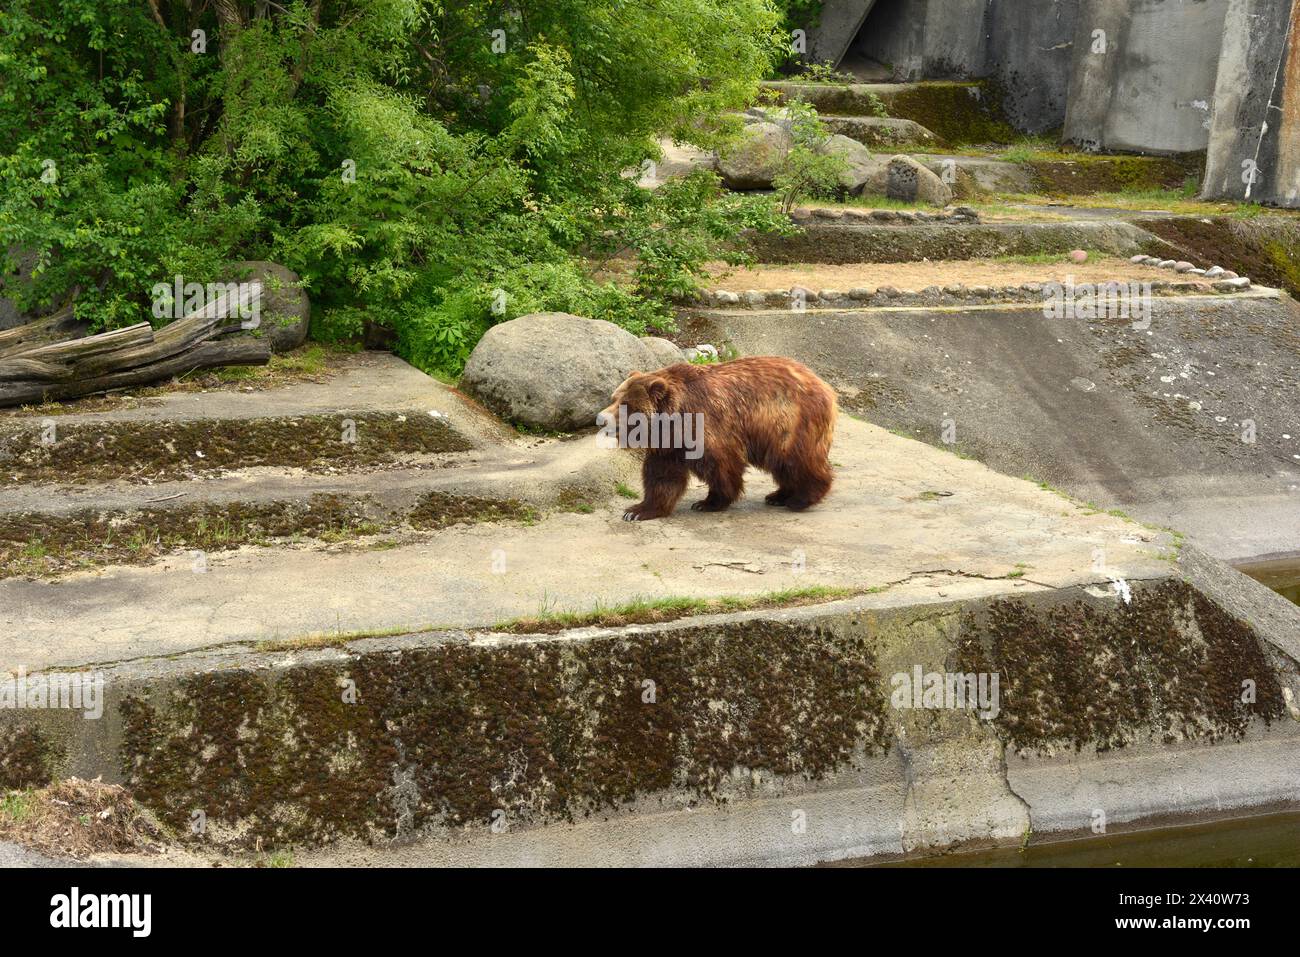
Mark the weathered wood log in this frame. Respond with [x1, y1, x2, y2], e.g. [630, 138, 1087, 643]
[0, 306, 86, 358]
[0, 338, 271, 407]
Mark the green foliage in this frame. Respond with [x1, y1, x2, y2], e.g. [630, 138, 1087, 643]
[771, 101, 849, 214]
[0, 0, 788, 376]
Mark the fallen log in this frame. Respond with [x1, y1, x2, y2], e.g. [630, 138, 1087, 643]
[0, 290, 272, 407]
[0, 338, 271, 407]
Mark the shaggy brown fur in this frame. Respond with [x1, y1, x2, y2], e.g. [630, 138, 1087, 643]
[598, 356, 837, 521]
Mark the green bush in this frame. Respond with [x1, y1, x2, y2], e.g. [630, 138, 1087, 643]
[0, 0, 789, 376]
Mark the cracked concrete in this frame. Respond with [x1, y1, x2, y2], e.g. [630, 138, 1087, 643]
[0, 413, 1173, 672]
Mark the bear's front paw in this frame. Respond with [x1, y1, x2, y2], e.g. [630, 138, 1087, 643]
[622, 504, 663, 522]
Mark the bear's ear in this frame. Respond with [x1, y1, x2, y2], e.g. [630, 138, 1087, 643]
[644, 376, 671, 406]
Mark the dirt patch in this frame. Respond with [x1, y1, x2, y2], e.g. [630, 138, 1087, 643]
[705, 257, 1178, 292]
[0, 412, 473, 485]
[0, 778, 166, 859]
[0, 491, 543, 579]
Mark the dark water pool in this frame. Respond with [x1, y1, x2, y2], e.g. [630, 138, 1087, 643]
[848, 811, 1300, 867]
[1237, 558, 1300, 605]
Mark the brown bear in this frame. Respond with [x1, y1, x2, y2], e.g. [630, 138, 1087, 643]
[597, 356, 837, 521]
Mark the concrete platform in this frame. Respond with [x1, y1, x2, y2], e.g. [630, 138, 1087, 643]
[687, 291, 1300, 563]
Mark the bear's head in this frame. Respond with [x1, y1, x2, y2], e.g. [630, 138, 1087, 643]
[598, 370, 683, 427]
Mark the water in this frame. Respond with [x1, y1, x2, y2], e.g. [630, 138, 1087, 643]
[847, 811, 1300, 867]
[1237, 558, 1300, 605]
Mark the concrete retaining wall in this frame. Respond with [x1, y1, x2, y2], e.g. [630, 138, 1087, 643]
[1202, 0, 1300, 206]
[1063, 0, 1230, 154]
[842, 0, 1078, 131]
[1, 567, 1297, 863]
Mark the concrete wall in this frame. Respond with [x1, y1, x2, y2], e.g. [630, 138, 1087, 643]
[1063, 0, 1230, 154]
[853, 0, 931, 81]
[847, 0, 1078, 131]
[806, 0, 881, 67]
[1202, 0, 1300, 206]
[987, 0, 1080, 133]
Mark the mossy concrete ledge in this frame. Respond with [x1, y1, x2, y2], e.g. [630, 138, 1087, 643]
[745, 221, 1154, 265]
[1, 563, 1297, 866]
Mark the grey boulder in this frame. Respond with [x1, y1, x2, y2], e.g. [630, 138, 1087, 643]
[461, 312, 666, 431]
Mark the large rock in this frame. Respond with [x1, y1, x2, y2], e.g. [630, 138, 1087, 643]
[225, 261, 310, 352]
[640, 336, 685, 369]
[885, 155, 953, 207]
[461, 313, 665, 431]
[718, 122, 793, 190]
[818, 134, 890, 195]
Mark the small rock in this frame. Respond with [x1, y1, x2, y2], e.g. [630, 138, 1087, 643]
[1204, 265, 1225, 278]
[1129, 255, 1148, 264]
[818, 289, 844, 302]
[812, 207, 845, 220]
[1219, 270, 1239, 280]
[1173, 261, 1196, 273]
[871, 209, 898, 221]
[714, 290, 740, 304]
[1070, 249, 1088, 263]
[848, 287, 875, 300]
[1157, 260, 1178, 269]
[1213, 277, 1251, 291]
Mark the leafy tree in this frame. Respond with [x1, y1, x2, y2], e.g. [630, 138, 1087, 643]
[0, 0, 789, 374]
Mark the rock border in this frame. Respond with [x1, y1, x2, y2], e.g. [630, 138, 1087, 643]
[694, 275, 1254, 310]
[791, 206, 980, 226]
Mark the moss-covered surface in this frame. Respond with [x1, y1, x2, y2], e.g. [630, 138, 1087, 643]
[406, 491, 537, 530]
[0, 491, 539, 579]
[955, 580, 1286, 755]
[1136, 216, 1300, 298]
[0, 412, 473, 485]
[0, 725, 61, 790]
[761, 80, 1019, 145]
[1025, 154, 1201, 196]
[118, 621, 891, 847]
[745, 222, 1144, 265]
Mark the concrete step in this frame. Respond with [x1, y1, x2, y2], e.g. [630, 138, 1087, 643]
[745, 219, 1155, 264]
[0, 352, 501, 488]
[2, 539, 1296, 863]
[762, 79, 1019, 145]
[684, 289, 1300, 563]
[0, 414, 1174, 670]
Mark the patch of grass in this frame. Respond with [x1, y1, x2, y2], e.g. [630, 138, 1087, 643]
[615, 481, 639, 499]
[493, 585, 857, 634]
[841, 193, 928, 211]
[0, 790, 36, 824]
